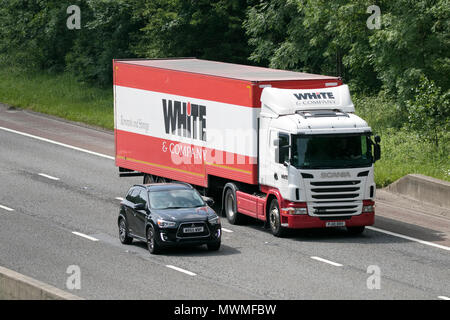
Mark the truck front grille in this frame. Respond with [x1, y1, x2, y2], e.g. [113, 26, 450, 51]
[308, 180, 362, 216]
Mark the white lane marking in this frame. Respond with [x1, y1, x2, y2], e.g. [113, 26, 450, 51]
[38, 173, 60, 181]
[311, 256, 343, 267]
[115, 197, 124, 201]
[222, 227, 233, 233]
[72, 231, 99, 242]
[166, 265, 197, 276]
[0, 204, 14, 212]
[438, 296, 450, 300]
[367, 226, 450, 252]
[0, 126, 115, 160]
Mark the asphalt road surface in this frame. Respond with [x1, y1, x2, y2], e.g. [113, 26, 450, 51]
[0, 104, 449, 300]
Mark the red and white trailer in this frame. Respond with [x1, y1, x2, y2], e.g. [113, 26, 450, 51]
[114, 58, 380, 236]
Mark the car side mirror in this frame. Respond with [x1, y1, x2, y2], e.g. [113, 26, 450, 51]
[134, 203, 146, 210]
[202, 196, 214, 207]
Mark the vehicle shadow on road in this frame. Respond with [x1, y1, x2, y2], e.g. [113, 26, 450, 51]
[133, 241, 241, 257]
[240, 216, 449, 246]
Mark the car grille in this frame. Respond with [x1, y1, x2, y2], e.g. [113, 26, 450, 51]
[176, 222, 210, 238]
[308, 180, 362, 216]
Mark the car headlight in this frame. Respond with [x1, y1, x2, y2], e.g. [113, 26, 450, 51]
[157, 219, 176, 228]
[208, 216, 221, 225]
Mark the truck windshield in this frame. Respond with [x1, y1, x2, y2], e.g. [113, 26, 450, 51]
[291, 134, 373, 169]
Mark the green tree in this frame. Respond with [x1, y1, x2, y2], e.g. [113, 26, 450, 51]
[369, 0, 450, 104]
[133, 0, 250, 64]
[65, 0, 143, 86]
[406, 75, 450, 148]
[0, 0, 79, 71]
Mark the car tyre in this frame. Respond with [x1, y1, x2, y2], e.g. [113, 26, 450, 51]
[347, 226, 365, 235]
[118, 218, 133, 245]
[207, 241, 221, 251]
[269, 198, 287, 237]
[147, 225, 161, 254]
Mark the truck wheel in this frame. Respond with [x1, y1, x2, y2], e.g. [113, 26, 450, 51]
[156, 176, 168, 183]
[269, 199, 286, 237]
[347, 226, 365, 235]
[224, 188, 244, 225]
[143, 174, 156, 184]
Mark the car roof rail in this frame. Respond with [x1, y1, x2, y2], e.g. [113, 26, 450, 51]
[172, 181, 194, 188]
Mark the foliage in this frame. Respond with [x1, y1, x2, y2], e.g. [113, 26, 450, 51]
[132, 0, 250, 64]
[406, 75, 450, 148]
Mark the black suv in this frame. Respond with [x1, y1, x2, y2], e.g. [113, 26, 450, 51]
[118, 182, 221, 254]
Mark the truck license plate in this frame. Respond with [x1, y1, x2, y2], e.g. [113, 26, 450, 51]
[184, 226, 204, 233]
[326, 221, 346, 227]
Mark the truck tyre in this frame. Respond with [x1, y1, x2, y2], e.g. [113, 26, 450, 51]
[118, 218, 133, 245]
[347, 226, 365, 235]
[143, 174, 156, 184]
[156, 176, 168, 183]
[269, 198, 287, 237]
[224, 187, 245, 225]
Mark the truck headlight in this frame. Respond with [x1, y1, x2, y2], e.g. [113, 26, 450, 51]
[362, 200, 375, 213]
[157, 219, 176, 228]
[281, 207, 307, 215]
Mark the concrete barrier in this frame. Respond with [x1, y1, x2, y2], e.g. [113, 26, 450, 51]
[0, 266, 83, 300]
[387, 174, 450, 209]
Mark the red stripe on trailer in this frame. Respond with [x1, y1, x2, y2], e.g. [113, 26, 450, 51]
[113, 61, 342, 108]
[115, 130, 257, 187]
[114, 62, 255, 107]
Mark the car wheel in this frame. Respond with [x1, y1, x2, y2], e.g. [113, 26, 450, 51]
[224, 188, 244, 225]
[269, 198, 286, 237]
[347, 226, 365, 235]
[146, 225, 161, 254]
[207, 241, 221, 251]
[118, 218, 133, 244]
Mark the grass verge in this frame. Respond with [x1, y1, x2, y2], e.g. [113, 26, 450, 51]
[0, 66, 113, 129]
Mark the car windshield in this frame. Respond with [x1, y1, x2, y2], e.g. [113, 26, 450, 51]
[149, 189, 205, 209]
[291, 134, 373, 169]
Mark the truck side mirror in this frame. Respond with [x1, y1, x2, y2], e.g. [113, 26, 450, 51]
[374, 135, 381, 143]
[374, 144, 381, 162]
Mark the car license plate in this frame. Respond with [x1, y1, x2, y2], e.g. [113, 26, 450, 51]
[183, 226, 204, 233]
[326, 221, 346, 227]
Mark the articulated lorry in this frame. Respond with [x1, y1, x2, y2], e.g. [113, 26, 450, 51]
[114, 58, 380, 236]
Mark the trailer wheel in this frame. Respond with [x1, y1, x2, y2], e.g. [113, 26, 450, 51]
[224, 187, 244, 225]
[269, 198, 286, 237]
[143, 174, 156, 184]
[156, 176, 168, 183]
